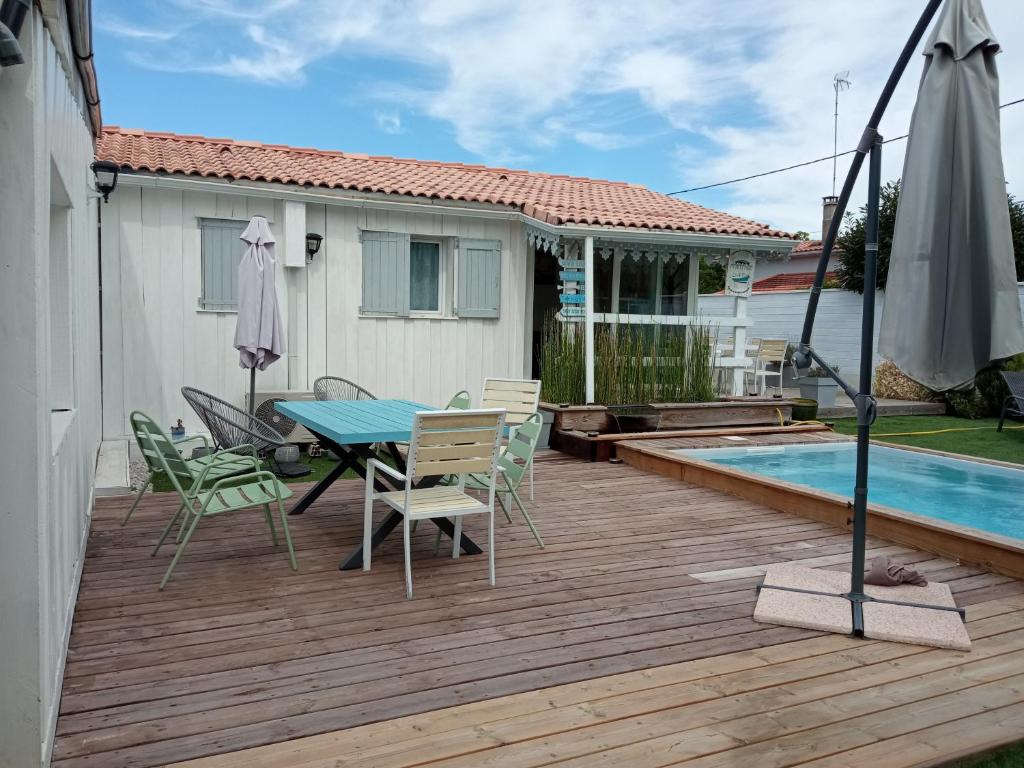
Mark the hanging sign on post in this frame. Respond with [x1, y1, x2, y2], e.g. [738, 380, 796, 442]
[725, 251, 755, 298]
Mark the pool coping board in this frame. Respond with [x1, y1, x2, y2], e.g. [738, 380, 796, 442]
[617, 437, 1024, 581]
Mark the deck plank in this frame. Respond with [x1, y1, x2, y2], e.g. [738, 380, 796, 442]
[52, 454, 1024, 768]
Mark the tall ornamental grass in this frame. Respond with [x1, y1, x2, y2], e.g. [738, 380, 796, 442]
[540, 315, 717, 405]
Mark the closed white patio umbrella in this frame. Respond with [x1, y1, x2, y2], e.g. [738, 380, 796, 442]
[235, 215, 285, 412]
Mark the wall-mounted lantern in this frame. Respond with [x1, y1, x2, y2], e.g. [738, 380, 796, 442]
[90, 160, 119, 203]
[305, 232, 323, 262]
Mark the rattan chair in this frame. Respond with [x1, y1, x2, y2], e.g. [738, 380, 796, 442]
[313, 376, 377, 401]
[998, 371, 1024, 432]
[181, 386, 286, 454]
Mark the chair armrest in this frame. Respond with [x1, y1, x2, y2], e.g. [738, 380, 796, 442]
[191, 445, 260, 490]
[211, 443, 260, 462]
[175, 434, 210, 449]
[367, 457, 406, 483]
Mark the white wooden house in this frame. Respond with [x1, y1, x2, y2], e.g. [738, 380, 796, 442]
[95, 128, 797, 438]
[0, 1, 103, 764]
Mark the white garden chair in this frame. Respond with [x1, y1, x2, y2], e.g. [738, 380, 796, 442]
[743, 339, 789, 396]
[363, 408, 506, 598]
[480, 377, 542, 499]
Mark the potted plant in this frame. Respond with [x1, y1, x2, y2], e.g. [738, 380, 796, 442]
[798, 364, 840, 407]
[790, 397, 819, 422]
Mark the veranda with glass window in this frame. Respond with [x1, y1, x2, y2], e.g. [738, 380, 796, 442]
[528, 226, 791, 400]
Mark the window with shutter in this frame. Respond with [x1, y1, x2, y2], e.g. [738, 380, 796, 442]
[199, 218, 248, 311]
[456, 238, 501, 318]
[360, 230, 411, 315]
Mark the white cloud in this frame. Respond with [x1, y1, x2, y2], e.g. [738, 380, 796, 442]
[375, 111, 402, 135]
[108, 0, 1024, 234]
[95, 16, 181, 42]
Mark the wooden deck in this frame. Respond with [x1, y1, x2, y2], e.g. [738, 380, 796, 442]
[55, 454, 1024, 767]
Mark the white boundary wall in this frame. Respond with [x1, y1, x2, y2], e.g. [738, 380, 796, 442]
[699, 284, 1024, 376]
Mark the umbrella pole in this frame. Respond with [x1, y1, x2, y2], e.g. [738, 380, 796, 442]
[848, 133, 883, 635]
[249, 367, 256, 415]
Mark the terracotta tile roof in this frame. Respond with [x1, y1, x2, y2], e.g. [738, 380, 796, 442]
[96, 126, 794, 239]
[752, 270, 838, 292]
[792, 239, 823, 253]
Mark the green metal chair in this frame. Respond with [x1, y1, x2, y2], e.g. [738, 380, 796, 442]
[437, 412, 544, 549]
[133, 414, 297, 589]
[123, 412, 256, 526]
[445, 390, 472, 410]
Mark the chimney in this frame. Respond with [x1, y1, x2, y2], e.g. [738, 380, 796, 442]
[821, 195, 839, 241]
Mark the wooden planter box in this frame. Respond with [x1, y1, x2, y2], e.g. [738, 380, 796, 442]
[652, 400, 792, 429]
[541, 398, 794, 435]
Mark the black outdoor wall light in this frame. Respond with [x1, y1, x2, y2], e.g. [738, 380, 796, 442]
[306, 232, 323, 262]
[91, 160, 119, 203]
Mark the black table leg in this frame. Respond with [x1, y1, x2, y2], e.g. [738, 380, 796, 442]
[288, 446, 359, 516]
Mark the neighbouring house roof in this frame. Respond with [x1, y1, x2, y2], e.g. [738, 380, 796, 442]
[791, 239, 845, 255]
[792, 239, 824, 253]
[752, 270, 838, 292]
[96, 127, 795, 239]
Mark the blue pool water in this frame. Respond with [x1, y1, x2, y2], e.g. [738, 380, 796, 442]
[677, 443, 1024, 541]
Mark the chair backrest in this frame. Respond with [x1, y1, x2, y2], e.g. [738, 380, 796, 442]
[756, 339, 788, 364]
[1003, 371, 1024, 402]
[496, 412, 542, 489]
[130, 411, 195, 495]
[480, 378, 541, 428]
[445, 390, 472, 410]
[181, 386, 285, 452]
[406, 409, 505, 484]
[313, 376, 377, 402]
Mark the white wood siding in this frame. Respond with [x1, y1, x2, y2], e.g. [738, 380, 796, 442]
[699, 284, 1024, 377]
[101, 187, 530, 438]
[0, 5, 102, 765]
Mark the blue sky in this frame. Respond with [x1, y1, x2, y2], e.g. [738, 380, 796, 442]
[94, 0, 1022, 235]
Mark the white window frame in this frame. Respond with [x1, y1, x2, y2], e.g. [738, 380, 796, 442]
[408, 236, 451, 317]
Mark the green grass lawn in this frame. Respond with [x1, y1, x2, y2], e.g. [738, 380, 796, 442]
[948, 742, 1024, 768]
[830, 414, 1024, 466]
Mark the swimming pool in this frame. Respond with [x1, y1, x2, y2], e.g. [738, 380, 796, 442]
[676, 443, 1024, 541]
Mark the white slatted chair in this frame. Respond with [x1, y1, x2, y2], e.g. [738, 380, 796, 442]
[743, 339, 789, 396]
[481, 377, 542, 499]
[363, 409, 506, 599]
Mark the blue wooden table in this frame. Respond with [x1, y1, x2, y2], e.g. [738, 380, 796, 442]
[275, 399, 482, 569]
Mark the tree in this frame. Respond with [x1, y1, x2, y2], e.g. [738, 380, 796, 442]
[1010, 194, 1024, 281]
[835, 180, 901, 293]
[837, 180, 1024, 293]
[698, 258, 726, 294]
[793, 230, 811, 241]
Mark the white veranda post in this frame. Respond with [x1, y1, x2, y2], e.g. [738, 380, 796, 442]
[731, 297, 748, 396]
[584, 235, 595, 404]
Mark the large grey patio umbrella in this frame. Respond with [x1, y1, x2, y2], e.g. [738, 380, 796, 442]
[879, 0, 1024, 390]
[775, 0, 1012, 642]
[234, 215, 285, 413]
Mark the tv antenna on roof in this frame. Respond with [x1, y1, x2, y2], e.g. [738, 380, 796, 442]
[832, 71, 852, 195]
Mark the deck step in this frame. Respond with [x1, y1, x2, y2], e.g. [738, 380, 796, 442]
[94, 439, 131, 496]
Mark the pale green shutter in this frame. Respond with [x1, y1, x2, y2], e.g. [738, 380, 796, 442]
[456, 238, 501, 318]
[360, 230, 411, 315]
[200, 219, 247, 310]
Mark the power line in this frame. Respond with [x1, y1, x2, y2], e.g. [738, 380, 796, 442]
[667, 96, 1024, 196]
